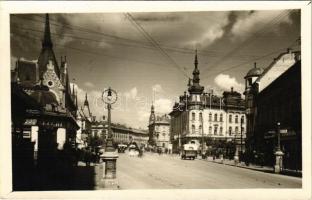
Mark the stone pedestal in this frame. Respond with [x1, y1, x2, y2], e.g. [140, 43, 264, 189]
[274, 150, 284, 173]
[100, 151, 119, 189]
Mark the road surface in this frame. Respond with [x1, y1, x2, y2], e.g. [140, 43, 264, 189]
[116, 152, 301, 189]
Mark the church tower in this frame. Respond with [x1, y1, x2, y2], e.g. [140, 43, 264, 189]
[188, 50, 204, 109]
[82, 93, 92, 119]
[149, 104, 156, 125]
[148, 103, 156, 146]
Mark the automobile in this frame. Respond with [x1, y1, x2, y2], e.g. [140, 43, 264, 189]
[117, 144, 127, 153]
[181, 142, 198, 160]
[128, 144, 139, 157]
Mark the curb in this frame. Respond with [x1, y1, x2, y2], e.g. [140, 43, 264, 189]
[204, 160, 301, 177]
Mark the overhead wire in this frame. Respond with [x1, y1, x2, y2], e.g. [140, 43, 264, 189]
[201, 10, 293, 74]
[124, 12, 190, 78]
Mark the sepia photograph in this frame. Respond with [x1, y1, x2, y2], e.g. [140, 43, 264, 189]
[0, 1, 311, 200]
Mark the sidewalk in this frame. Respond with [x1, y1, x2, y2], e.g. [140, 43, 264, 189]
[204, 157, 302, 177]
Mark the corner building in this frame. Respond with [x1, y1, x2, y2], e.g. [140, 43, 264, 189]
[169, 51, 246, 153]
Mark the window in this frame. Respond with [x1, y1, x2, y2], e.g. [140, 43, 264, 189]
[220, 114, 223, 122]
[199, 125, 202, 134]
[214, 126, 218, 135]
[199, 113, 203, 122]
[241, 116, 244, 124]
[192, 112, 195, 121]
[229, 115, 232, 123]
[229, 127, 232, 136]
[192, 125, 195, 134]
[214, 113, 218, 122]
[235, 126, 238, 134]
[241, 127, 244, 134]
[235, 115, 238, 123]
[220, 127, 223, 135]
[209, 126, 212, 134]
[209, 113, 212, 122]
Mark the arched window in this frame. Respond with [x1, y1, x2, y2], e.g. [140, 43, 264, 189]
[199, 125, 202, 134]
[241, 127, 244, 134]
[235, 115, 238, 123]
[214, 126, 218, 135]
[199, 113, 203, 122]
[214, 113, 218, 122]
[192, 112, 195, 121]
[220, 114, 223, 122]
[241, 115, 245, 124]
[209, 113, 212, 122]
[229, 114, 232, 123]
[235, 126, 238, 134]
[220, 127, 223, 135]
[229, 127, 232, 136]
[192, 125, 195, 134]
[209, 126, 212, 134]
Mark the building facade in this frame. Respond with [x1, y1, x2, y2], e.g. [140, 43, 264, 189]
[244, 49, 301, 170]
[169, 51, 246, 154]
[11, 14, 79, 190]
[148, 105, 171, 148]
[91, 120, 149, 148]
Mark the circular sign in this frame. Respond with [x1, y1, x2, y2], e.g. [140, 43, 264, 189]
[102, 88, 118, 104]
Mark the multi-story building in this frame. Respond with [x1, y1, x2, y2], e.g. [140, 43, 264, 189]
[91, 120, 149, 148]
[169, 51, 246, 153]
[244, 49, 301, 170]
[148, 105, 171, 148]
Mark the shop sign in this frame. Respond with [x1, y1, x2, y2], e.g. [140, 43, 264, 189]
[24, 119, 37, 126]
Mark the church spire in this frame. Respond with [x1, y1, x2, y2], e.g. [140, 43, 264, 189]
[83, 93, 92, 118]
[192, 49, 200, 84]
[84, 93, 89, 106]
[188, 50, 204, 95]
[42, 14, 53, 49]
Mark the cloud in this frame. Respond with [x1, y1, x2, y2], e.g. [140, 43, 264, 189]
[124, 87, 138, 99]
[152, 84, 163, 93]
[70, 82, 103, 118]
[214, 74, 244, 94]
[84, 81, 95, 88]
[154, 98, 173, 114]
[231, 10, 292, 39]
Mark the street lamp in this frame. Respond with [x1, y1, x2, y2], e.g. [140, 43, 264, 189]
[240, 116, 243, 162]
[100, 87, 119, 189]
[274, 122, 284, 173]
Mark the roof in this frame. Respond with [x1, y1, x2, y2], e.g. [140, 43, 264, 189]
[29, 85, 58, 107]
[16, 59, 38, 87]
[245, 67, 264, 78]
[256, 50, 300, 93]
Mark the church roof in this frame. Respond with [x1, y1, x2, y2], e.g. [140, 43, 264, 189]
[37, 14, 61, 78]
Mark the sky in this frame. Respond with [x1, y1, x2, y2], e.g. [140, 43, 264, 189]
[10, 10, 300, 129]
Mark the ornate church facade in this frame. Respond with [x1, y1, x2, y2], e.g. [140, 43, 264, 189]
[11, 13, 79, 184]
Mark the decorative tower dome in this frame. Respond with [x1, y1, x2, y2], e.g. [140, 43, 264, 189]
[245, 62, 264, 79]
[188, 50, 204, 95]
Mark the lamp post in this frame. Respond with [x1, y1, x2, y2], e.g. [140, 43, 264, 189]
[240, 116, 243, 162]
[100, 87, 119, 189]
[274, 122, 284, 173]
[234, 132, 239, 165]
